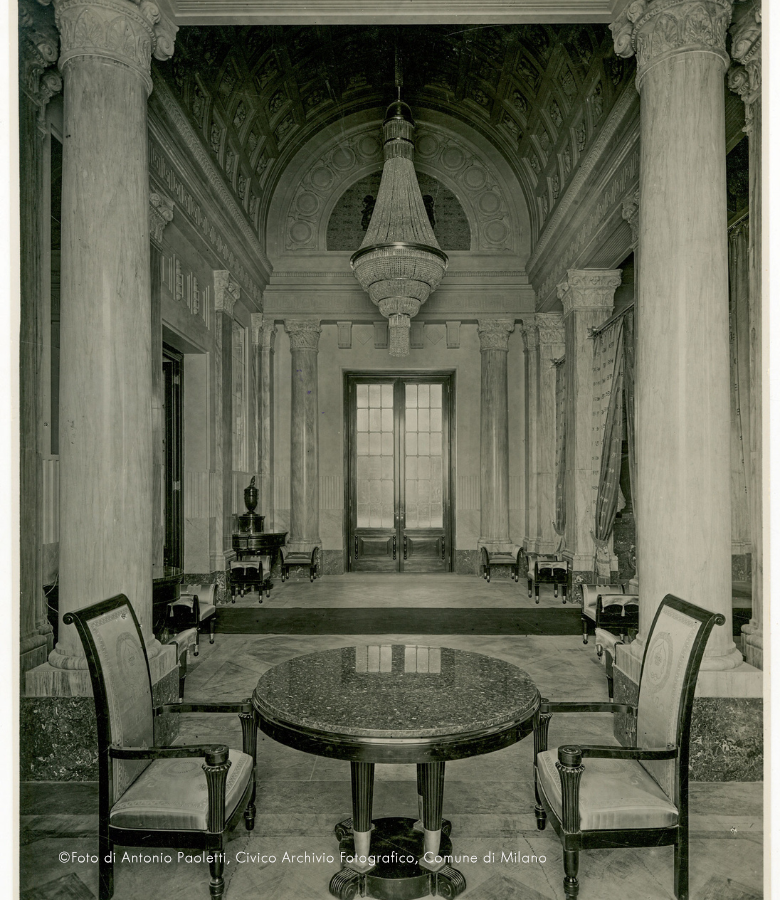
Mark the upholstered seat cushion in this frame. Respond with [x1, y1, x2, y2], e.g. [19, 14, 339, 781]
[170, 597, 216, 620]
[537, 748, 678, 831]
[581, 586, 625, 621]
[110, 748, 253, 831]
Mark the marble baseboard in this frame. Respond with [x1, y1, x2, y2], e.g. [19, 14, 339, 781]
[455, 550, 480, 575]
[321, 551, 345, 575]
[612, 667, 763, 781]
[21, 669, 180, 781]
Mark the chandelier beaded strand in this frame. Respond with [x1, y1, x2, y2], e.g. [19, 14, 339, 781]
[350, 94, 448, 357]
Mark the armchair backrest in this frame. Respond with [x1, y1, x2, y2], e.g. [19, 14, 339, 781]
[636, 595, 724, 806]
[63, 595, 155, 805]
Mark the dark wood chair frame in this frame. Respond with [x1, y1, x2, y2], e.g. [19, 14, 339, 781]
[280, 545, 321, 583]
[533, 594, 725, 900]
[479, 545, 523, 583]
[527, 556, 569, 603]
[64, 594, 258, 900]
[167, 589, 217, 656]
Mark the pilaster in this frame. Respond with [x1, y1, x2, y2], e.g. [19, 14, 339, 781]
[252, 313, 276, 528]
[520, 318, 540, 553]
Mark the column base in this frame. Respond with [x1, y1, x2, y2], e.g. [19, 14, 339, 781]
[742, 624, 763, 669]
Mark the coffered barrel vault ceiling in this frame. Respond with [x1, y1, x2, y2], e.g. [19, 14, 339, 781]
[156, 24, 633, 259]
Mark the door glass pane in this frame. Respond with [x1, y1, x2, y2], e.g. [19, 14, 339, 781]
[404, 382, 443, 528]
[356, 382, 395, 528]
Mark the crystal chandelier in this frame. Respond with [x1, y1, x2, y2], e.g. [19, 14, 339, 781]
[350, 90, 448, 356]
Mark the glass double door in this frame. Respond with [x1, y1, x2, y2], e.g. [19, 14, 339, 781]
[348, 374, 452, 573]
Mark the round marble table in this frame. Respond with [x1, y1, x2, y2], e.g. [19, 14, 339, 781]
[252, 644, 540, 900]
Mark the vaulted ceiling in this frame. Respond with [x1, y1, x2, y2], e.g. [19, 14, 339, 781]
[156, 24, 633, 253]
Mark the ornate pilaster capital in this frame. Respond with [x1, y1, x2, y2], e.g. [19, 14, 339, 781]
[214, 270, 240, 316]
[251, 313, 277, 351]
[536, 312, 566, 346]
[520, 318, 539, 352]
[149, 189, 174, 246]
[51, 0, 178, 95]
[728, 2, 761, 132]
[19, 0, 62, 127]
[477, 319, 515, 352]
[622, 189, 641, 248]
[611, 0, 733, 89]
[557, 269, 621, 318]
[285, 318, 322, 352]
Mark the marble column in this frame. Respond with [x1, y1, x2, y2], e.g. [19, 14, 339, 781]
[285, 319, 322, 554]
[729, 4, 762, 668]
[612, 0, 741, 668]
[252, 314, 276, 527]
[150, 190, 174, 578]
[47, 0, 176, 668]
[18, 0, 61, 675]
[535, 314, 566, 555]
[521, 318, 540, 553]
[477, 320, 515, 552]
[622, 190, 640, 593]
[214, 272, 240, 564]
[556, 270, 619, 590]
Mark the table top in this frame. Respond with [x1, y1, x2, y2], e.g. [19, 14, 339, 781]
[253, 645, 540, 763]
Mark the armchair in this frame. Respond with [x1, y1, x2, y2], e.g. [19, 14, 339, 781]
[533, 594, 724, 900]
[64, 594, 257, 900]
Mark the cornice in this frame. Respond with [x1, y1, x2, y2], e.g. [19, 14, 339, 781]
[151, 69, 272, 279]
[527, 78, 638, 273]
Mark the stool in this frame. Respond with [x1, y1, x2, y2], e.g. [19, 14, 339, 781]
[167, 583, 217, 657]
[230, 556, 270, 600]
[280, 546, 320, 583]
[527, 558, 569, 603]
[581, 584, 626, 644]
[479, 546, 524, 584]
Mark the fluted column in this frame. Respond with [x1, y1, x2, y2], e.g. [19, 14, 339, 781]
[622, 191, 640, 593]
[729, 3, 762, 668]
[521, 319, 540, 553]
[556, 271, 619, 590]
[477, 320, 514, 551]
[49, 0, 176, 667]
[252, 314, 276, 526]
[535, 314, 566, 555]
[612, 0, 740, 667]
[19, 0, 61, 675]
[150, 190, 174, 578]
[285, 319, 321, 553]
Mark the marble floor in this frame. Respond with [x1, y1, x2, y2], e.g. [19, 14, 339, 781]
[20, 631, 763, 900]
[228, 572, 569, 608]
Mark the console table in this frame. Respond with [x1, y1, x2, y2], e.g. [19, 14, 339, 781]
[253, 645, 540, 900]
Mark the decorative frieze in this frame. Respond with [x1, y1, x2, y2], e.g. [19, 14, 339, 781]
[214, 270, 240, 316]
[477, 319, 515, 352]
[163, 251, 210, 324]
[149, 189, 174, 246]
[557, 269, 622, 317]
[611, 0, 732, 88]
[52, 0, 177, 95]
[285, 318, 321, 352]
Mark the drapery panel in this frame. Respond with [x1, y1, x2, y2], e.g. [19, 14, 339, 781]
[553, 358, 566, 537]
[729, 221, 751, 552]
[593, 318, 625, 544]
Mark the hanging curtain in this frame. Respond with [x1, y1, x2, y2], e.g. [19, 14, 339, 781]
[622, 307, 636, 500]
[729, 221, 751, 552]
[553, 358, 567, 538]
[593, 318, 625, 546]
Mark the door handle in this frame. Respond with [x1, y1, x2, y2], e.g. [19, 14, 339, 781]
[404, 536, 408, 560]
[392, 535, 397, 560]
[355, 536, 359, 560]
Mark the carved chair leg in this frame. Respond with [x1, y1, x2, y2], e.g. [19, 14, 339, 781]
[674, 829, 689, 900]
[581, 618, 589, 644]
[239, 707, 258, 830]
[194, 622, 200, 657]
[209, 616, 216, 644]
[563, 849, 579, 900]
[209, 848, 225, 899]
[98, 832, 113, 900]
[533, 705, 552, 830]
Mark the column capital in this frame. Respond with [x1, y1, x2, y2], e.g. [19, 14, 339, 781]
[728, 2, 761, 131]
[285, 318, 322, 352]
[477, 319, 514, 352]
[149, 189, 174, 247]
[51, 0, 178, 95]
[214, 270, 240, 316]
[535, 312, 566, 345]
[251, 313, 277, 350]
[622, 189, 641, 249]
[611, 0, 732, 89]
[557, 269, 622, 317]
[19, 0, 62, 128]
[520, 319, 539, 352]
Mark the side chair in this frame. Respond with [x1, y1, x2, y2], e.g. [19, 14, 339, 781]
[64, 593, 258, 900]
[533, 594, 725, 900]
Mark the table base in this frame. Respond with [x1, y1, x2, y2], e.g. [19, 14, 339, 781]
[330, 817, 465, 900]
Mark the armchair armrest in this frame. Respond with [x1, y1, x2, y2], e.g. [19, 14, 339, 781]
[540, 701, 637, 716]
[155, 700, 253, 715]
[109, 743, 229, 766]
[558, 744, 678, 763]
